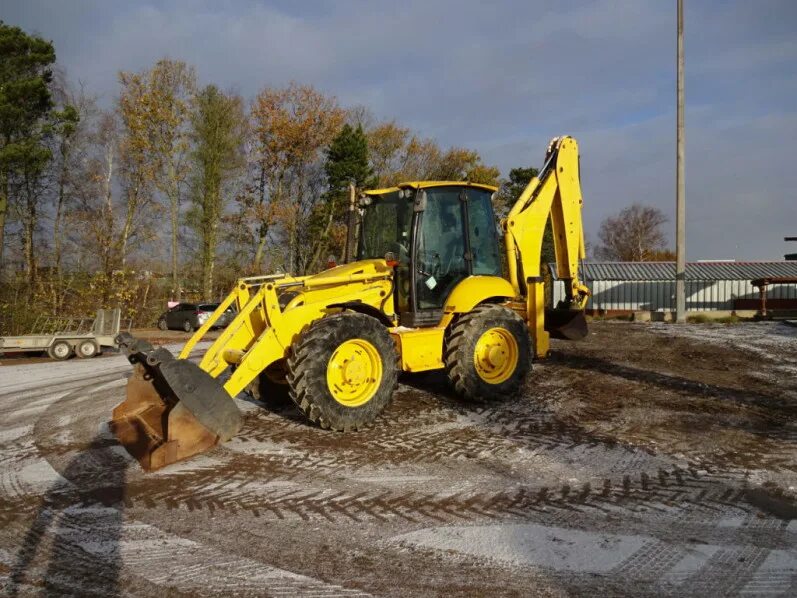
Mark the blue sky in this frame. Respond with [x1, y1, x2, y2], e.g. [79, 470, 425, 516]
[5, 0, 797, 259]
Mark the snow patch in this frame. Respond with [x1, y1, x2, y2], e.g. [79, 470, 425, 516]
[394, 523, 648, 572]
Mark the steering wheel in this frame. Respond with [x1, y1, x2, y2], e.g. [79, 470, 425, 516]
[416, 249, 442, 279]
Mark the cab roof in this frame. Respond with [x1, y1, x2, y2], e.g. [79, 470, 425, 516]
[364, 181, 498, 196]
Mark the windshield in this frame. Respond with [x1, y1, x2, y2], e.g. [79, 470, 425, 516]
[357, 190, 414, 262]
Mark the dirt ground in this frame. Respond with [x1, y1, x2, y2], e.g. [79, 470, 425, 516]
[1, 321, 796, 596]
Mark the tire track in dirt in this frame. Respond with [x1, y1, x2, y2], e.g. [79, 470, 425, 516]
[122, 458, 767, 526]
[4, 376, 373, 597]
[6, 323, 797, 596]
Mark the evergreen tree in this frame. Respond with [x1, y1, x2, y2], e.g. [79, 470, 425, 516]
[0, 21, 56, 273]
[324, 124, 374, 196]
[307, 124, 373, 268]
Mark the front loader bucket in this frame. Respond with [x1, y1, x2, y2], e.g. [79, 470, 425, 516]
[545, 308, 589, 340]
[111, 333, 242, 471]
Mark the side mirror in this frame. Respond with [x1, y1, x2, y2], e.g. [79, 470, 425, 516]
[413, 190, 427, 212]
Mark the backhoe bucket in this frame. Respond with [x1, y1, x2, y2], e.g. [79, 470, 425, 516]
[545, 308, 589, 340]
[110, 333, 242, 471]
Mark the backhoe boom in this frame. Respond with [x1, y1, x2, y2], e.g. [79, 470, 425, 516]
[504, 136, 590, 356]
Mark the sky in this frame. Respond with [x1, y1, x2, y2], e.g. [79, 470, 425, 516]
[4, 0, 797, 260]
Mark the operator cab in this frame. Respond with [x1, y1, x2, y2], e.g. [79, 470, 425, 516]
[357, 182, 502, 327]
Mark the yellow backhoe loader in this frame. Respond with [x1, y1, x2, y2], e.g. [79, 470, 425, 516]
[111, 136, 590, 471]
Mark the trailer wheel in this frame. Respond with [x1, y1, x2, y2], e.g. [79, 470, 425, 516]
[48, 340, 73, 361]
[76, 339, 99, 359]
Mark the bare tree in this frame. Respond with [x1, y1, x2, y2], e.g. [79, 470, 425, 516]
[595, 204, 669, 262]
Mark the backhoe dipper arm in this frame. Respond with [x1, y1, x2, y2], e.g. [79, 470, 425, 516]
[503, 136, 590, 356]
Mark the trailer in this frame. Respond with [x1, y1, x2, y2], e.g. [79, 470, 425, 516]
[0, 309, 122, 360]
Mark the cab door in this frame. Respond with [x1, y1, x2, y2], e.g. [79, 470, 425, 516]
[401, 186, 502, 327]
[414, 188, 469, 311]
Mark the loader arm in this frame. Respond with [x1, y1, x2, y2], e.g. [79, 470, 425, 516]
[504, 136, 590, 356]
[111, 262, 393, 470]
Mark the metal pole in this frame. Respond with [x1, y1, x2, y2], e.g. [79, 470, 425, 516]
[675, 0, 686, 323]
[344, 181, 357, 262]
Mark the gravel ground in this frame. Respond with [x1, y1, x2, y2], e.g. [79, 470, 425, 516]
[1, 321, 796, 596]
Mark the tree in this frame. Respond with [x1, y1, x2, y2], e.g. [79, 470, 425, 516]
[595, 203, 669, 261]
[0, 21, 56, 275]
[118, 59, 196, 298]
[365, 121, 499, 187]
[365, 121, 410, 186]
[50, 101, 80, 277]
[497, 166, 555, 263]
[305, 123, 374, 268]
[430, 147, 500, 185]
[250, 83, 345, 273]
[189, 85, 246, 300]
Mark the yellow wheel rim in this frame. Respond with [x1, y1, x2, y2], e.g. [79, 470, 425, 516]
[473, 327, 519, 384]
[326, 339, 383, 407]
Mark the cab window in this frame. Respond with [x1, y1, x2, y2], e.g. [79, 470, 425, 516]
[466, 188, 502, 276]
[416, 188, 468, 309]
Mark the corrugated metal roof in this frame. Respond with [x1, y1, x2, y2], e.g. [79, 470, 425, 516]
[549, 261, 797, 281]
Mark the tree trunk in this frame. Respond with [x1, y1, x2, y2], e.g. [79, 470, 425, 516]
[201, 188, 219, 301]
[308, 194, 341, 272]
[103, 144, 115, 275]
[252, 170, 280, 272]
[23, 174, 37, 289]
[52, 148, 69, 310]
[119, 178, 138, 268]
[168, 160, 180, 300]
[0, 170, 8, 277]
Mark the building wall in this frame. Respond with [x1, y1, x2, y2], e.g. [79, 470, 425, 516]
[552, 279, 797, 312]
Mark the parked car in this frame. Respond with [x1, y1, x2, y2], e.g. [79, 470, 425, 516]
[157, 303, 236, 332]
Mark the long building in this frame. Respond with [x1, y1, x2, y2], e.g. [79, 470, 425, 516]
[550, 261, 797, 313]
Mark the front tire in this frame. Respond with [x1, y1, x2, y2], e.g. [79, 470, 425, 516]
[158, 318, 168, 331]
[286, 312, 398, 431]
[444, 304, 531, 400]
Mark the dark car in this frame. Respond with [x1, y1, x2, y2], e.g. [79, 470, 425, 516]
[157, 303, 236, 332]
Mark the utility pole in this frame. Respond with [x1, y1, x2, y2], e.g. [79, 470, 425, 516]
[675, 0, 686, 323]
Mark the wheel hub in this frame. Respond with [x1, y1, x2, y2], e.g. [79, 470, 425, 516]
[473, 327, 519, 384]
[327, 339, 382, 407]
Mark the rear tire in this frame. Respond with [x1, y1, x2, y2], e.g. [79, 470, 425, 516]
[247, 360, 291, 406]
[48, 340, 73, 361]
[444, 304, 530, 401]
[158, 318, 168, 331]
[286, 312, 398, 431]
[183, 319, 193, 332]
[76, 339, 99, 359]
